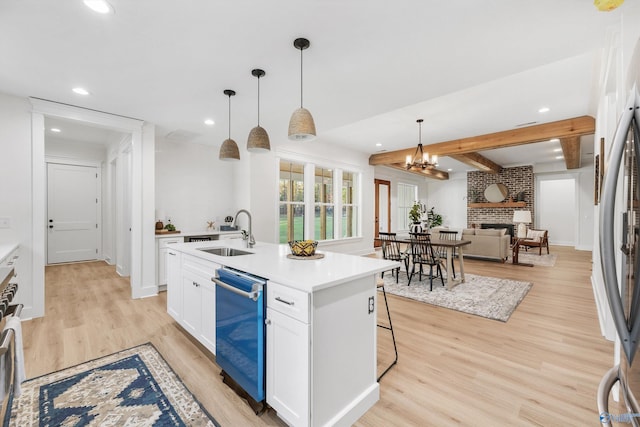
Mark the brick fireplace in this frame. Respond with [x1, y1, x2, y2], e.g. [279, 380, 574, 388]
[467, 165, 534, 228]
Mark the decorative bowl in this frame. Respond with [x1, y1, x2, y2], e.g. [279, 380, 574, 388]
[288, 240, 318, 257]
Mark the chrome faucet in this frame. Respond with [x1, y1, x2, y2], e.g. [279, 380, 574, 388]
[233, 209, 255, 248]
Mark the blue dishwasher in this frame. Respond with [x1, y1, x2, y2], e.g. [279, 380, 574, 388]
[213, 267, 267, 406]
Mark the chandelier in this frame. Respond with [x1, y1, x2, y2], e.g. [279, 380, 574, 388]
[406, 119, 438, 170]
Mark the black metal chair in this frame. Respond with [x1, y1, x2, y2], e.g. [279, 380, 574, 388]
[376, 278, 397, 381]
[408, 232, 444, 290]
[435, 230, 458, 278]
[378, 232, 409, 283]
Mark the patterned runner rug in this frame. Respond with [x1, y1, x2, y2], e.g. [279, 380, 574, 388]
[382, 272, 532, 322]
[3, 343, 219, 426]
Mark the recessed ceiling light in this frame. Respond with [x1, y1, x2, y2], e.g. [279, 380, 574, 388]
[50, 128, 61, 133]
[72, 87, 90, 95]
[447, 168, 453, 172]
[204, 119, 215, 126]
[83, 0, 115, 14]
[549, 138, 560, 143]
[538, 107, 550, 113]
[555, 155, 564, 160]
[375, 143, 382, 147]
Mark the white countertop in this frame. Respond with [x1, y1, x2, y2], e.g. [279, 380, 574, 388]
[0, 243, 19, 285]
[0, 243, 18, 264]
[170, 239, 399, 293]
[155, 230, 241, 239]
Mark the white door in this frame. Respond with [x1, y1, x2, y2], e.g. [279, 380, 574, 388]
[47, 163, 99, 264]
[538, 178, 576, 245]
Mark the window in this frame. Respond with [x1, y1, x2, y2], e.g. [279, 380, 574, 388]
[314, 167, 334, 240]
[342, 171, 358, 238]
[279, 161, 305, 243]
[398, 183, 418, 231]
[279, 159, 361, 242]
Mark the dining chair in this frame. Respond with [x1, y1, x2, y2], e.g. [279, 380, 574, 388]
[436, 230, 458, 278]
[378, 232, 409, 283]
[408, 232, 444, 290]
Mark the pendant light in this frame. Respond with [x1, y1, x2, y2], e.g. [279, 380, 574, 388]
[219, 89, 240, 161]
[406, 119, 438, 170]
[247, 69, 271, 152]
[288, 37, 316, 141]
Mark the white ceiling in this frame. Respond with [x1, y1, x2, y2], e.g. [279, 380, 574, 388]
[2, 1, 638, 173]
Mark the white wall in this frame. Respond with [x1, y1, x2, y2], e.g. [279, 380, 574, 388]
[155, 139, 236, 232]
[373, 166, 430, 232]
[45, 138, 107, 162]
[0, 93, 35, 317]
[425, 172, 467, 230]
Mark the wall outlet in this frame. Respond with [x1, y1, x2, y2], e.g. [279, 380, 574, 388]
[0, 218, 10, 229]
[368, 296, 374, 314]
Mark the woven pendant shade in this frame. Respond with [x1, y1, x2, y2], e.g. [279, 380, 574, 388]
[219, 138, 240, 161]
[247, 125, 270, 152]
[219, 89, 240, 161]
[288, 38, 316, 141]
[288, 107, 316, 141]
[247, 69, 271, 152]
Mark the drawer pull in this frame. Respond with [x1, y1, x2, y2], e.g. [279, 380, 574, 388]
[192, 281, 200, 287]
[168, 252, 176, 256]
[275, 297, 294, 306]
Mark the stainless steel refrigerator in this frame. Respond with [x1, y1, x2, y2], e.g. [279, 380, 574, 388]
[597, 39, 640, 426]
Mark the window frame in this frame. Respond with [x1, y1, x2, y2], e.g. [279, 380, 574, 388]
[277, 157, 362, 243]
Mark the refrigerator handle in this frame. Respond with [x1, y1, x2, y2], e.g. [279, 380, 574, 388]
[600, 92, 638, 363]
[597, 365, 620, 427]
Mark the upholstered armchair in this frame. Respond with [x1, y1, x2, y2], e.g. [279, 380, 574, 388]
[521, 229, 549, 255]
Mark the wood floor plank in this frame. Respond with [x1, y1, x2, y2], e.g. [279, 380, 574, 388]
[20, 245, 613, 426]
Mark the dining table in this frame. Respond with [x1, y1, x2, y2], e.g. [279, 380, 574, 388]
[387, 234, 472, 290]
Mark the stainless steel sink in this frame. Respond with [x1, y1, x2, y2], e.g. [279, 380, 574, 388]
[198, 247, 253, 257]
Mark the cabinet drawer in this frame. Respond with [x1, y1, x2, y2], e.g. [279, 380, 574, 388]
[182, 254, 220, 279]
[267, 282, 309, 323]
[159, 237, 182, 249]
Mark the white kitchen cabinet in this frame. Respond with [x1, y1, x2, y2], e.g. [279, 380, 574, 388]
[266, 278, 378, 427]
[157, 236, 182, 290]
[266, 307, 310, 427]
[166, 248, 181, 321]
[178, 254, 220, 355]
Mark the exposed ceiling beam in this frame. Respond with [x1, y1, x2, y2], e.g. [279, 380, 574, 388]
[560, 136, 581, 169]
[369, 115, 595, 166]
[384, 163, 450, 180]
[448, 152, 502, 174]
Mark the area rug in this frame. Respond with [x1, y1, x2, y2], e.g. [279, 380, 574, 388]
[382, 272, 532, 322]
[507, 252, 557, 267]
[3, 343, 219, 427]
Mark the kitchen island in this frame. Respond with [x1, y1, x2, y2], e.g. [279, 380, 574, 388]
[167, 239, 398, 427]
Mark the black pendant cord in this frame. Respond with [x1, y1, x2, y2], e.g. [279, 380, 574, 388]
[257, 75, 261, 126]
[300, 47, 304, 108]
[228, 94, 231, 140]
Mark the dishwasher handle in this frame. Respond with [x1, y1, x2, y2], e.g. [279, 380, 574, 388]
[211, 276, 261, 302]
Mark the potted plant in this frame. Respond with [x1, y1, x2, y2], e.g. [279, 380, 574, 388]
[409, 202, 423, 233]
[425, 207, 443, 229]
[409, 202, 422, 224]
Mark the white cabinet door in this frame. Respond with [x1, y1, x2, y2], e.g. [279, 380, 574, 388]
[166, 249, 181, 321]
[157, 237, 182, 287]
[181, 270, 202, 336]
[199, 279, 216, 355]
[266, 308, 310, 427]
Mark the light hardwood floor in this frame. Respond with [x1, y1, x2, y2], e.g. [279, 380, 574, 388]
[21, 246, 614, 426]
